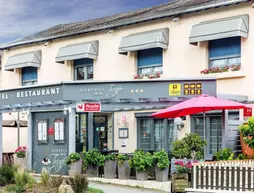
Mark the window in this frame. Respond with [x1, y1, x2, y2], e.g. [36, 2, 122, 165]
[54, 118, 65, 143]
[74, 58, 93, 80]
[137, 118, 177, 152]
[209, 37, 241, 68]
[137, 48, 163, 75]
[21, 67, 38, 86]
[37, 120, 48, 144]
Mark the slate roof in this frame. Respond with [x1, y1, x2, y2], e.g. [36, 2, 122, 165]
[0, 0, 250, 49]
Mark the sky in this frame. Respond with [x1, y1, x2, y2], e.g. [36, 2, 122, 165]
[0, 0, 169, 43]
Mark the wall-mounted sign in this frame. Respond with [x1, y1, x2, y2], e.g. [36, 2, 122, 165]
[184, 83, 202, 95]
[119, 128, 129, 139]
[76, 102, 101, 112]
[48, 127, 54, 135]
[169, 84, 181, 96]
[244, 107, 252, 117]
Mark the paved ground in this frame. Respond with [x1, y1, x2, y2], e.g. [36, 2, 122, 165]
[89, 181, 169, 193]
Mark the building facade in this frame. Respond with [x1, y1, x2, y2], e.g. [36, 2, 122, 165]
[0, 0, 253, 174]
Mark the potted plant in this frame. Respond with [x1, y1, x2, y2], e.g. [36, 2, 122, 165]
[153, 150, 170, 182]
[239, 118, 254, 156]
[83, 148, 104, 177]
[104, 154, 117, 179]
[65, 152, 82, 176]
[130, 150, 153, 181]
[171, 133, 206, 174]
[14, 146, 27, 169]
[117, 154, 130, 180]
[172, 161, 192, 193]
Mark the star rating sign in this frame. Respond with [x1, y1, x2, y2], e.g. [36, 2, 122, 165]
[130, 89, 144, 93]
[140, 89, 144, 93]
[130, 89, 134, 93]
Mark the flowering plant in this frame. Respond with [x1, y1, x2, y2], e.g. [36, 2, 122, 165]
[134, 72, 161, 79]
[174, 161, 193, 174]
[15, 146, 27, 158]
[200, 65, 240, 74]
[42, 157, 51, 166]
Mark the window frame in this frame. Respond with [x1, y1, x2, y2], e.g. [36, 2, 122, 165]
[21, 67, 38, 86]
[136, 114, 177, 153]
[73, 60, 93, 81]
[137, 48, 163, 76]
[208, 38, 241, 68]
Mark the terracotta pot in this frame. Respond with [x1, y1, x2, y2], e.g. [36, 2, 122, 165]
[240, 134, 254, 156]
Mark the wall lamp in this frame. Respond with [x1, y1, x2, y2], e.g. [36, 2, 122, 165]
[174, 117, 185, 130]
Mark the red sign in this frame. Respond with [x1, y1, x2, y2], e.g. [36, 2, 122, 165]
[244, 107, 252, 117]
[76, 102, 101, 112]
[48, 127, 54, 135]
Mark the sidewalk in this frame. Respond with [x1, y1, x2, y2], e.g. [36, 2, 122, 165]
[89, 181, 169, 193]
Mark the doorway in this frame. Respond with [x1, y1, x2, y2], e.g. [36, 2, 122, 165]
[93, 115, 108, 151]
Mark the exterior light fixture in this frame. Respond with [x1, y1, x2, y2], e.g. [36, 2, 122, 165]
[174, 117, 184, 130]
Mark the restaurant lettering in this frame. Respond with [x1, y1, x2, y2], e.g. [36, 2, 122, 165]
[0, 87, 60, 100]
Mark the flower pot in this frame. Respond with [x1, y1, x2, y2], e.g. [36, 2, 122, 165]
[86, 164, 99, 177]
[136, 170, 148, 181]
[104, 160, 117, 179]
[118, 160, 130, 180]
[69, 159, 82, 176]
[240, 134, 254, 156]
[155, 165, 168, 182]
[15, 157, 27, 169]
[172, 173, 189, 193]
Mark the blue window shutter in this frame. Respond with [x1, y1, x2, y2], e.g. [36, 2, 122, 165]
[137, 48, 163, 67]
[74, 58, 93, 66]
[209, 37, 241, 58]
[22, 67, 37, 81]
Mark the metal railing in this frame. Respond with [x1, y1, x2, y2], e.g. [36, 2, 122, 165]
[186, 160, 254, 192]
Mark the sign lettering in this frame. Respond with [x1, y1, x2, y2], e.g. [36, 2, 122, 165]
[76, 102, 101, 112]
[169, 84, 181, 96]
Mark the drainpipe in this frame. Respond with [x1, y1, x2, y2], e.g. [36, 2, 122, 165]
[17, 112, 20, 148]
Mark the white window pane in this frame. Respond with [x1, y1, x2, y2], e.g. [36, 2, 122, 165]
[210, 59, 227, 67]
[229, 57, 241, 65]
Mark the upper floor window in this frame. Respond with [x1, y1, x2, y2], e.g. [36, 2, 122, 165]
[209, 37, 241, 68]
[74, 58, 93, 80]
[22, 67, 38, 86]
[137, 48, 163, 75]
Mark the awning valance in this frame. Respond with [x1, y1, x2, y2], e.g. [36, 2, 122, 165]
[119, 28, 169, 55]
[5, 50, 42, 71]
[55, 40, 99, 63]
[2, 120, 27, 127]
[189, 15, 249, 45]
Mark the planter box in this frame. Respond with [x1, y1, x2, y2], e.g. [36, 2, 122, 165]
[171, 158, 204, 174]
[104, 160, 117, 179]
[69, 159, 82, 176]
[15, 157, 27, 170]
[86, 164, 99, 177]
[155, 165, 168, 182]
[136, 170, 148, 181]
[240, 134, 254, 156]
[118, 160, 130, 180]
[172, 173, 189, 193]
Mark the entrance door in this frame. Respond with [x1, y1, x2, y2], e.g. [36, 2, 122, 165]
[32, 111, 69, 175]
[93, 115, 108, 151]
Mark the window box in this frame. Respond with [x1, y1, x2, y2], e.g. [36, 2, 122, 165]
[134, 72, 161, 80]
[200, 65, 240, 74]
[201, 69, 245, 80]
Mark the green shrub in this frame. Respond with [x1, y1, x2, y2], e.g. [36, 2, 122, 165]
[237, 153, 248, 160]
[65, 152, 81, 165]
[41, 170, 50, 186]
[13, 168, 35, 191]
[214, 148, 234, 161]
[104, 154, 116, 161]
[83, 149, 105, 166]
[66, 174, 89, 193]
[153, 150, 170, 170]
[0, 175, 7, 186]
[0, 165, 14, 184]
[48, 175, 63, 188]
[117, 154, 129, 165]
[130, 150, 153, 172]
[172, 133, 207, 159]
[88, 187, 105, 193]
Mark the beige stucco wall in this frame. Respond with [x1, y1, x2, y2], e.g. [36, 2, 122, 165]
[0, 2, 254, 153]
[1, 2, 253, 99]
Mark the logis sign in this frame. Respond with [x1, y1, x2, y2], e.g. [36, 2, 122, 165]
[76, 102, 101, 112]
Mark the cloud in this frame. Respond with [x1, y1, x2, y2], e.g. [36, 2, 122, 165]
[0, 0, 168, 43]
